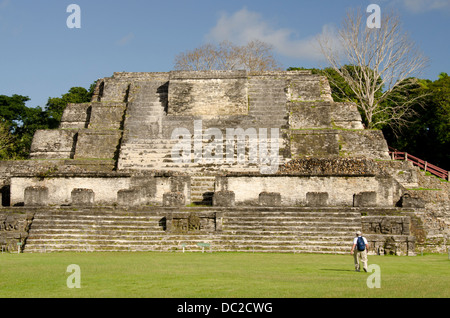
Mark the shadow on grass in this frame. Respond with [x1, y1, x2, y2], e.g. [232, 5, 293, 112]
[320, 269, 356, 272]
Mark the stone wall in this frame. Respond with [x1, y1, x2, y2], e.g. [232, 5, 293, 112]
[0, 210, 33, 252]
[361, 211, 417, 256]
[60, 103, 91, 129]
[10, 176, 131, 206]
[376, 160, 419, 188]
[410, 172, 450, 253]
[376, 160, 449, 253]
[168, 71, 248, 116]
[215, 174, 403, 207]
[29, 130, 78, 159]
[7, 172, 190, 207]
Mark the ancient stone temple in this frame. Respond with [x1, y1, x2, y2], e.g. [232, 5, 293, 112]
[0, 70, 447, 254]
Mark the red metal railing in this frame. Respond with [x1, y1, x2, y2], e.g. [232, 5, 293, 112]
[388, 146, 449, 181]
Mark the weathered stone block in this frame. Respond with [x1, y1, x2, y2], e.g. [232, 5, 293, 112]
[288, 102, 331, 129]
[306, 192, 329, 206]
[213, 190, 235, 207]
[60, 103, 91, 129]
[74, 130, 122, 160]
[331, 102, 364, 129]
[400, 193, 425, 208]
[101, 80, 131, 102]
[407, 236, 416, 256]
[24, 186, 48, 206]
[163, 192, 185, 207]
[338, 130, 390, 160]
[259, 192, 281, 206]
[290, 130, 339, 157]
[353, 191, 377, 207]
[117, 189, 141, 206]
[362, 216, 410, 235]
[168, 71, 248, 116]
[88, 102, 127, 130]
[129, 176, 157, 203]
[215, 212, 223, 232]
[288, 76, 323, 101]
[71, 188, 95, 206]
[29, 130, 77, 159]
[170, 176, 191, 205]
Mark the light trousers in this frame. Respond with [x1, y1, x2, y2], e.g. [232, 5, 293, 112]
[353, 249, 368, 271]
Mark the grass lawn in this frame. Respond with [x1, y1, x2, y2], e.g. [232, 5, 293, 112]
[0, 252, 448, 298]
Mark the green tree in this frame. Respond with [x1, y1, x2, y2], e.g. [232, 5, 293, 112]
[0, 94, 47, 159]
[383, 73, 450, 169]
[0, 82, 95, 159]
[0, 120, 14, 157]
[45, 85, 94, 127]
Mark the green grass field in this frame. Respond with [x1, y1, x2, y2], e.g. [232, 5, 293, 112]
[0, 252, 448, 298]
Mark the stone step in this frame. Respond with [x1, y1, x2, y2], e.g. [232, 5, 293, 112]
[190, 175, 215, 202]
[223, 211, 362, 218]
[219, 233, 355, 239]
[26, 235, 354, 244]
[25, 245, 351, 254]
[23, 208, 363, 254]
[217, 241, 353, 249]
[223, 216, 361, 222]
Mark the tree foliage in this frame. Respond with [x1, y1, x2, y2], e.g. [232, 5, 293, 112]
[0, 83, 95, 159]
[0, 94, 47, 159]
[45, 85, 95, 127]
[383, 73, 450, 169]
[0, 120, 14, 155]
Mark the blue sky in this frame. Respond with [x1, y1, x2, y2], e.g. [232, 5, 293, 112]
[1, 0, 449, 109]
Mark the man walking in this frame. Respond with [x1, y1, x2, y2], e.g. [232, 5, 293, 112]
[351, 231, 368, 272]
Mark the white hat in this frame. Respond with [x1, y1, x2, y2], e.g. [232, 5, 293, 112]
[356, 231, 362, 236]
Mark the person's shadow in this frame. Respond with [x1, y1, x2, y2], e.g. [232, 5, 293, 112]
[320, 269, 355, 272]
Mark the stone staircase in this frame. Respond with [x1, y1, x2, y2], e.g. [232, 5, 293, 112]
[124, 81, 167, 139]
[217, 209, 361, 254]
[116, 75, 290, 174]
[118, 139, 178, 170]
[248, 77, 288, 128]
[24, 209, 167, 252]
[117, 80, 167, 170]
[23, 208, 361, 254]
[190, 175, 216, 204]
[118, 136, 286, 173]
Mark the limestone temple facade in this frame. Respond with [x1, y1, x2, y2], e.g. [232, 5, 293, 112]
[1, 70, 448, 254]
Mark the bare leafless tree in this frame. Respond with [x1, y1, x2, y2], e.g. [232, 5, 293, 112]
[173, 43, 218, 71]
[318, 8, 429, 130]
[174, 40, 283, 72]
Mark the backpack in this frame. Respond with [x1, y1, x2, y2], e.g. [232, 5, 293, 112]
[356, 236, 366, 251]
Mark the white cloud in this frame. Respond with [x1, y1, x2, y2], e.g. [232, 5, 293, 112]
[116, 32, 135, 46]
[205, 7, 336, 61]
